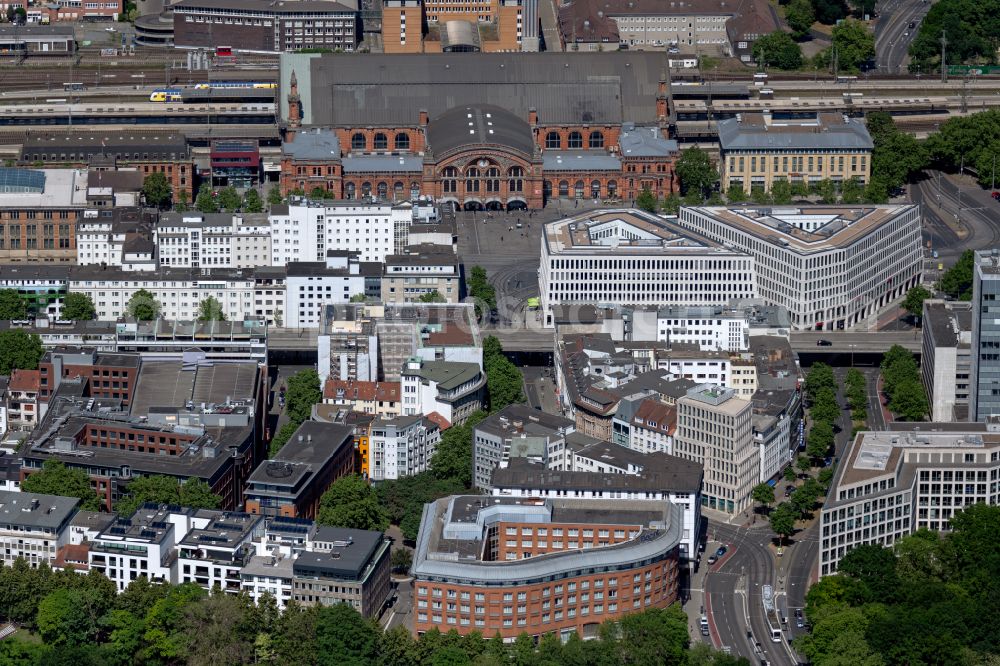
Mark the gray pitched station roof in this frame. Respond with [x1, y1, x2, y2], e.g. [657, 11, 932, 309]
[427, 105, 534, 157]
[717, 113, 874, 151]
[284, 51, 667, 127]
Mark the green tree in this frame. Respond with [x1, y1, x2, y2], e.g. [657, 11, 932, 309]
[812, 0, 848, 24]
[815, 178, 837, 203]
[769, 502, 797, 545]
[141, 583, 206, 662]
[285, 369, 322, 424]
[483, 335, 524, 412]
[661, 193, 681, 214]
[613, 604, 690, 665]
[753, 31, 804, 70]
[0, 288, 27, 320]
[0, 329, 44, 375]
[310, 187, 330, 200]
[195, 184, 218, 213]
[243, 188, 263, 213]
[21, 461, 102, 511]
[841, 177, 863, 204]
[771, 178, 793, 205]
[142, 172, 171, 208]
[178, 478, 221, 510]
[181, 593, 256, 666]
[267, 186, 283, 206]
[785, 0, 815, 37]
[376, 471, 464, 540]
[889, 378, 928, 421]
[937, 249, 975, 300]
[807, 420, 835, 462]
[783, 466, 797, 483]
[751, 482, 776, 513]
[796, 454, 812, 473]
[635, 186, 658, 212]
[430, 412, 487, 489]
[863, 177, 889, 204]
[316, 603, 378, 666]
[61, 293, 96, 320]
[114, 475, 221, 516]
[217, 186, 242, 212]
[902, 285, 933, 320]
[837, 543, 899, 603]
[391, 547, 413, 573]
[829, 19, 875, 72]
[317, 474, 388, 531]
[349, 293, 368, 303]
[725, 185, 748, 203]
[196, 296, 227, 321]
[36, 589, 93, 647]
[269, 421, 299, 457]
[126, 288, 161, 321]
[750, 187, 773, 205]
[418, 290, 446, 303]
[174, 190, 189, 213]
[675, 146, 717, 198]
[867, 112, 928, 191]
[810, 387, 842, 424]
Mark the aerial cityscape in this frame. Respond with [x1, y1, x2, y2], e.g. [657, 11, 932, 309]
[0, 0, 997, 663]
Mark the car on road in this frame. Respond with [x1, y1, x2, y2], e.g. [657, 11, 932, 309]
[784, 485, 795, 497]
[796, 610, 805, 628]
[908, 20, 915, 28]
[707, 554, 717, 565]
[992, 191, 1000, 200]
[714, 546, 727, 558]
[816, 339, 832, 346]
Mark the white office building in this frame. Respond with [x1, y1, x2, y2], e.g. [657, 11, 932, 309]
[674, 384, 756, 514]
[156, 212, 271, 269]
[69, 266, 257, 321]
[76, 208, 157, 271]
[819, 424, 1000, 578]
[0, 491, 79, 567]
[269, 200, 414, 266]
[677, 205, 923, 331]
[539, 209, 757, 327]
[176, 512, 263, 594]
[284, 253, 379, 328]
[368, 415, 441, 482]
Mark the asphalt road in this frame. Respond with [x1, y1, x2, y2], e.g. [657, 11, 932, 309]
[874, 0, 931, 74]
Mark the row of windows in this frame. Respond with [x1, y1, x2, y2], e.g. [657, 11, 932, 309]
[545, 130, 605, 150]
[351, 132, 410, 152]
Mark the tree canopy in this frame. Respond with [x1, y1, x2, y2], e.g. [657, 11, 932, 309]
[483, 335, 524, 412]
[908, 0, 1000, 71]
[826, 19, 875, 73]
[195, 185, 218, 214]
[126, 289, 161, 321]
[114, 476, 221, 517]
[418, 291, 446, 303]
[243, 189, 263, 213]
[21, 461, 102, 511]
[937, 249, 975, 300]
[316, 474, 388, 532]
[635, 186, 658, 212]
[62, 293, 97, 321]
[675, 147, 717, 199]
[217, 186, 242, 212]
[0, 288, 27, 320]
[925, 110, 1000, 177]
[881, 345, 927, 421]
[753, 31, 803, 70]
[902, 285, 932, 319]
[0, 328, 44, 375]
[142, 172, 171, 208]
[785, 0, 815, 38]
[196, 296, 227, 322]
[866, 112, 928, 194]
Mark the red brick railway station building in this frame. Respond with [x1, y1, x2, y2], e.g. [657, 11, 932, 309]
[278, 51, 679, 210]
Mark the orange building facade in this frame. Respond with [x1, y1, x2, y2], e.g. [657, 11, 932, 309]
[411, 496, 683, 640]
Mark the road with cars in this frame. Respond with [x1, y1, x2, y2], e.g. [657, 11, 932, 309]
[874, 0, 931, 74]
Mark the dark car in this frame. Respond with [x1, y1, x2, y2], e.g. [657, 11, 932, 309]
[784, 485, 795, 497]
[715, 546, 728, 558]
[795, 609, 805, 628]
[816, 339, 833, 346]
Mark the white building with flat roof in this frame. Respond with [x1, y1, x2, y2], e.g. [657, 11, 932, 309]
[269, 200, 415, 266]
[677, 205, 922, 331]
[539, 209, 757, 327]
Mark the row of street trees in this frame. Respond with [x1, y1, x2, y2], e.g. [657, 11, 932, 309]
[267, 369, 323, 457]
[881, 345, 928, 421]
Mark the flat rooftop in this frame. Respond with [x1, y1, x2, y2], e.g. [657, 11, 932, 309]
[493, 454, 703, 494]
[292, 526, 384, 579]
[247, 421, 354, 490]
[687, 205, 916, 254]
[179, 511, 262, 550]
[543, 208, 734, 256]
[130, 360, 258, 417]
[0, 169, 88, 208]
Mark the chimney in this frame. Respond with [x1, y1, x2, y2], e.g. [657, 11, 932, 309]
[528, 107, 538, 126]
[418, 109, 429, 126]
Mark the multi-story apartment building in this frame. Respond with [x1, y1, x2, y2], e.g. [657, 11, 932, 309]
[76, 208, 157, 271]
[244, 421, 355, 519]
[678, 205, 922, 331]
[922, 300, 973, 422]
[284, 253, 381, 328]
[0, 167, 87, 263]
[971, 250, 1000, 422]
[539, 209, 757, 327]
[0, 265, 68, 318]
[382, 245, 461, 304]
[6, 369, 41, 433]
[491, 453, 703, 561]
[68, 266, 260, 322]
[0, 491, 79, 567]
[472, 405, 575, 491]
[400, 357, 486, 425]
[717, 113, 873, 193]
[155, 213, 271, 269]
[411, 495, 684, 640]
[818, 423, 1000, 577]
[368, 415, 441, 482]
[674, 384, 755, 514]
[176, 512, 264, 594]
[172, 0, 359, 53]
[323, 379, 401, 417]
[291, 526, 392, 617]
[269, 200, 415, 265]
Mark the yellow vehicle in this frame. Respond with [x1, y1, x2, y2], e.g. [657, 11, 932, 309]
[149, 89, 183, 102]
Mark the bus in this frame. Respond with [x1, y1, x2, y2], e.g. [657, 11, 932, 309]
[63, 82, 85, 91]
[149, 88, 183, 102]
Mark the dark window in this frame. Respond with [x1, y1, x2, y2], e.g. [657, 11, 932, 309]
[567, 132, 583, 149]
[545, 132, 561, 149]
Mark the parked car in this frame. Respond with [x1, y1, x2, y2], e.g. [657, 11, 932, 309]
[715, 546, 728, 558]
[991, 191, 1000, 200]
[784, 485, 795, 497]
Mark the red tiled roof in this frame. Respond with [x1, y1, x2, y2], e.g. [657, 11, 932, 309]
[324, 379, 377, 402]
[634, 399, 676, 435]
[375, 382, 400, 402]
[425, 411, 451, 431]
[8, 369, 40, 393]
[54, 543, 90, 571]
